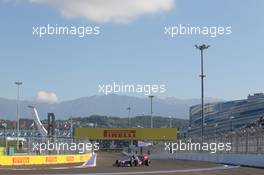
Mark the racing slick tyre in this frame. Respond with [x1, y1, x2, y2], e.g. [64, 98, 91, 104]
[129, 160, 136, 167]
[145, 160, 150, 166]
[114, 160, 120, 167]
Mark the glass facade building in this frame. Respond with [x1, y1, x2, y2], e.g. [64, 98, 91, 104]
[189, 93, 264, 138]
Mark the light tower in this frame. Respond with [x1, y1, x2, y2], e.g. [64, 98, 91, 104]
[148, 95, 155, 128]
[15, 81, 23, 150]
[195, 44, 210, 142]
[127, 106, 131, 127]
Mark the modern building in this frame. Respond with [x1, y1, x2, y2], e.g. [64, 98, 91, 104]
[189, 93, 264, 138]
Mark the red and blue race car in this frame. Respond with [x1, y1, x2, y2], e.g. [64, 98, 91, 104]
[113, 155, 151, 167]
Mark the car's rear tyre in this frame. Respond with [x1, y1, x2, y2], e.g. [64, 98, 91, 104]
[145, 160, 150, 166]
[130, 160, 135, 167]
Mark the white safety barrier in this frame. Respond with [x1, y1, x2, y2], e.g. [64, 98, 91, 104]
[150, 152, 264, 168]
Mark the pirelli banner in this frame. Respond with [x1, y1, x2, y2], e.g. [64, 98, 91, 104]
[74, 128, 178, 141]
[0, 154, 91, 166]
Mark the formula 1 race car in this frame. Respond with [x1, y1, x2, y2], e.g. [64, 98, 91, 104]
[113, 155, 151, 167]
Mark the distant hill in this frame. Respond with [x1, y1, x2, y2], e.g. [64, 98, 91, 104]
[0, 94, 223, 120]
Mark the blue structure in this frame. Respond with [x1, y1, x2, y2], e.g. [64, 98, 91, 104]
[81, 153, 97, 167]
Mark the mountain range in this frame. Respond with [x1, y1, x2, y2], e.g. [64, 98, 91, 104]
[0, 94, 223, 120]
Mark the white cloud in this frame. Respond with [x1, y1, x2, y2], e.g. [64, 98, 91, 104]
[36, 90, 59, 104]
[30, 0, 175, 23]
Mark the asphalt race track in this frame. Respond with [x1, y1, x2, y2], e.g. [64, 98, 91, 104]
[0, 152, 264, 175]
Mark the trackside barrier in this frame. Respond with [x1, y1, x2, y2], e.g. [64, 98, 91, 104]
[0, 153, 91, 166]
[150, 152, 264, 168]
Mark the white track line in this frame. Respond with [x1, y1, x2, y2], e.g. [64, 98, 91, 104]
[89, 166, 239, 175]
[0, 165, 239, 174]
[45, 165, 239, 175]
[0, 165, 84, 171]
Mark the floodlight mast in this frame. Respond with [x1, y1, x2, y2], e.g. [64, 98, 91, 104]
[15, 81, 22, 150]
[195, 44, 210, 143]
[127, 106, 131, 127]
[148, 95, 155, 128]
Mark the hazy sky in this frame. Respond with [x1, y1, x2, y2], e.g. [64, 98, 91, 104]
[0, 0, 263, 102]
